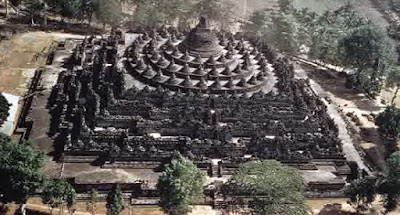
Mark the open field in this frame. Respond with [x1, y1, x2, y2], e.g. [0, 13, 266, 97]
[0, 32, 55, 96]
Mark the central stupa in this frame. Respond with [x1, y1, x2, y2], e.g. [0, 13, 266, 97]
[125, 16, 273, 94]
[178, 16, 223, 57]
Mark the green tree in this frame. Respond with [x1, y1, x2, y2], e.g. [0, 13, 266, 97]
[190, 0, 236, 29]
[309, 5, 366, 64]
[379, 152, 400, 212]
[80, 0, 95, 24]
[25, 0, 46, 25]
[86, 188, 99, 215]
[106, 184, 125, 215]
[244, 9, 271, 38]
[10, 0, 23, 16]
[45, 0, 82, 19]
[133, 0, 236, 28]
[41, 179, 76, 215]
[133, 0, 195, 27]
[133, 0, 170, 27]
[339, 24, 396, 94]
[222, 160, 308, 215]
[267, 10, 310, 54]
[0, 133, 44, 204]
[376, 105, 400, 137]
[279, 0, 294, 11]
[386, 66, 400, 105]
[157, 154, 205, 215]
[376, 105, 400, 156]
[0, 94, 10, 127]
[94, 0, 123, 28]
[346, 176, 378, 211]
[389, 0, 400, 12]
[245, 8, 316, 54]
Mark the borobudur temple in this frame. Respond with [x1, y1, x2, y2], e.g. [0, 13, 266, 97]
[48, 17, 350, 191]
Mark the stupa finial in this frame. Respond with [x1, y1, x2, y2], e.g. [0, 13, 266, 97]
[198, 16, 209, 29]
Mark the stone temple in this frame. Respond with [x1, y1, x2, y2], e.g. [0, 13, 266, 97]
[126, 16, 274, 94]
[48, 17, 350, 195]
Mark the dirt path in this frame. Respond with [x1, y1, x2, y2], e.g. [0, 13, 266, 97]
[294, 63, 372, 174]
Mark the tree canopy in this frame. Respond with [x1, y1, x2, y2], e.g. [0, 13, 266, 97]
[42, 179, 76, 214]
[0, 94, 10, 127]
[45, 0, 82, 18]
[309, 5, 367, 64]
[345, 176, 378, 210]
[0, 133, 44, 204]
[157, 154, 205, 215]
[389, 0, 400, 12]
[222, 160, 308, 215]
[244, 5, 398, 94]
[94, 0, 123, 27]
[345, 152, 400, 212]
[379, 152, 400, 212]
[376, 105, 400, 138]
[106, 184, 125, 215]
[86, 188, 99, 215]
[339, 24, 396, 94]
[133, 0, 236, 28]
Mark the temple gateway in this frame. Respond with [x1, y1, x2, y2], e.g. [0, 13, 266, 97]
[48, 17, 350, 197]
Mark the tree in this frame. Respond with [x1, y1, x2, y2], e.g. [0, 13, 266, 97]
[376, 105, 400, 137]
[376, 105, 400, 156]
[106, 184, 125, 215]
[10, 0, 23, 16]
[190, 0, 237, 29]
[4, 0, 8, 18]
[339, 24, 396, 94]
[245, 8, 316, 54]
[133, 0, 194, 27]
[0, 133, 44, 204]
[0, 94, 10, 127]
[345, 176, 378, 211]
[222, 160, 308, 215]
[266, 10, 311, 54]
[379, 152, 400, 212]
[390, 0, 400, 12]
[25, 0, 46, 25]
[309, 5, 367, 65]
[94, 0, 123, 28]
[386, 66, 400, 105]
[41, 179, 76, 215]
[133, 0, 170, 27]
[86, 188, 99, 215]
[133, 0, 237, 28]
[80, 0, 95, 24]
[157, 154, 205, 215]
[45, 0, 82, 19]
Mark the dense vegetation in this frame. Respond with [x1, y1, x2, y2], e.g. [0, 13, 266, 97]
[106, 184, 125, 215]
[20, 0, 237, 29]
[157, 154, 205, 215]
[0, 133, 44, 204]
[0, 132, 77, 213]
[245, 4, 396, 95]
[222, 160, 308, 215]
[376, 105, 400, 156]
[377, 105, 400, 138]
[42, 179, 77, 214]
[347, 152, 400, 213]
[0, 94, 10, 127]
